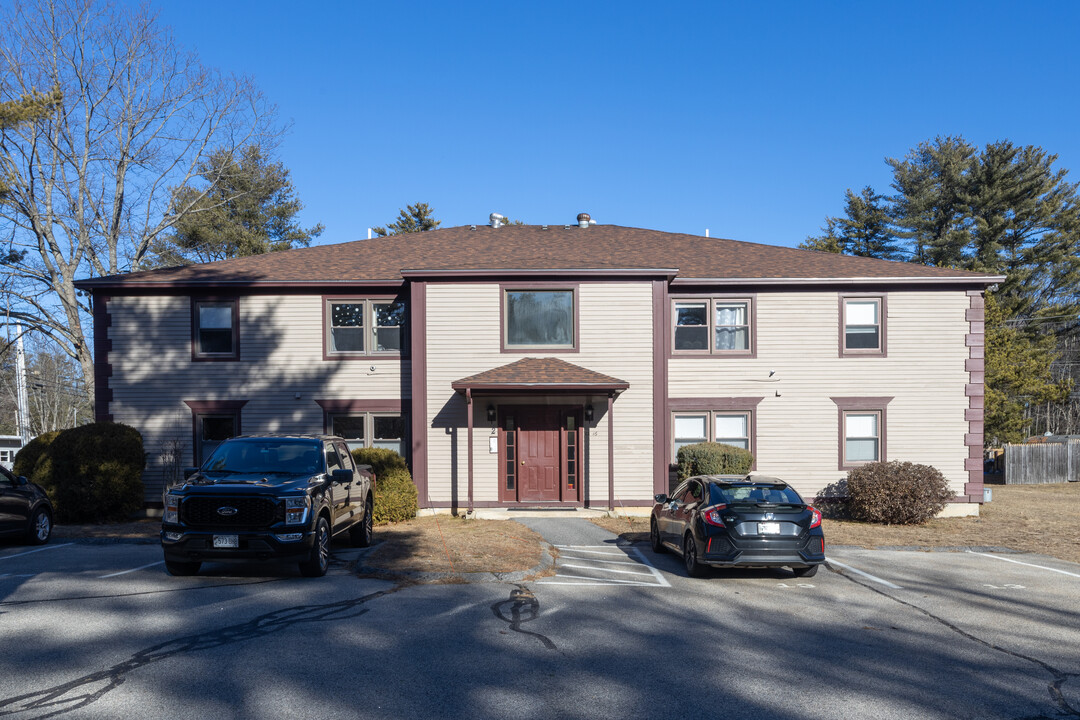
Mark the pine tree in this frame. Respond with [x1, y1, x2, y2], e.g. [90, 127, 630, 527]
[983, 293, 1071, 444]
[149, 145, 323, 266]
[800, 187, 901, 259]
[372, 203, 440, 236]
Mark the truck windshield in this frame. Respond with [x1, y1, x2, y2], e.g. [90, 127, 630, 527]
[203, 439, 324, 475]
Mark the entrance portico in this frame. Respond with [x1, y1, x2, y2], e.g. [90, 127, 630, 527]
[451, 358, 628, 511]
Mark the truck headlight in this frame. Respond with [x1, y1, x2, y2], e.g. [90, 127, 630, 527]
[284, 497, 309, 526]
[164, 494, 180, 524]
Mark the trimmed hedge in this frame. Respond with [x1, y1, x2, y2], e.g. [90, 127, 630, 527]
[676, 442, 754, 482]
[846, 460, 954, 525]
[12, 430, 61, 482]
[17, 423, 145, 523]
[350, 448, 417, 525]
[351, 447, 409, 479]
[372, 467, 418, 525]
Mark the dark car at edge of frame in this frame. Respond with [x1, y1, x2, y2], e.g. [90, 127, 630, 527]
[0, 464, 53, 545]
[651, 475, 825, 578]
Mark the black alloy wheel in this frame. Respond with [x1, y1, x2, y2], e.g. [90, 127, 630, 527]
[300, 516, 331, 577]
[684, 533, 705, 578]
[351, 496, 373, 548]
[650, 518, 665, 553]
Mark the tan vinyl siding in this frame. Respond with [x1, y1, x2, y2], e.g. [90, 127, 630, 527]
[106, 295, 408, 501]
[424, 282, 654, 505]
[669, 290, 971, 499]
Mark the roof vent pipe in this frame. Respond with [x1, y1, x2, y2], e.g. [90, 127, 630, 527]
[577, 212, 591, 228]
[489, 212, 506, 229]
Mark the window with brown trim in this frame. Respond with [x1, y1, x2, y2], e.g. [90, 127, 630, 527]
[672, 410, 753, 462]
[840, 294, 886, 356]
[192, 298, 239, 360]
[329, 412, 407, 457]
[324, 298, 407, 358]
[832, 396, 891, 470]
[503, 288, 576, 350]
[672, 297, 753, 355]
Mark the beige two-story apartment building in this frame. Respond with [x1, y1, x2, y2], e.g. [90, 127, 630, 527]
[76, 218, 1001, 514]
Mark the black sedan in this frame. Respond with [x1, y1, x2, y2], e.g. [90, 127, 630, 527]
[0, 465, 53, 545]
[651, 475, 824, 578]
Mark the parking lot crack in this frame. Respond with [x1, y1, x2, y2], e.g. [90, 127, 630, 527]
[827, 563, 1079, 719]
[0, 587, 397, 718]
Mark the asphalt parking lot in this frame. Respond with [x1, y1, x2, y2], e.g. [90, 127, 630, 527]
[1, 527, 1078, 719]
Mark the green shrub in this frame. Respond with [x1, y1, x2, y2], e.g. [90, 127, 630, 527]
[845, 460, 954, 525]
[676, 442, 754, 482]
[38, 422, 146, 523]
[13, 431, 61, 482]
[373, 467, 418, 525]
[351, 447, 409, 479]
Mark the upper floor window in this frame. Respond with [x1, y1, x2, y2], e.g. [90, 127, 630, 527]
[841, 294, 886, 356]
[192, 298, 239, 360]
[673, 297, 753, 355]
[324, 298, 406, 358]
[503, 288, 576, 350]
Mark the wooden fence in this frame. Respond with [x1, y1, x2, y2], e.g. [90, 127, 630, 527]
[1004, 441, 1080, 484]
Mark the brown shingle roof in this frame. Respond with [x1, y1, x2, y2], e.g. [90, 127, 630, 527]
[452, 358, 629, 393]
[75, 224, 1001, 289]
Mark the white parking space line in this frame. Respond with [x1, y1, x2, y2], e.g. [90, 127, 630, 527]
[559, 563, 654, 577]
[828, 559, 903, 589]
[0, 543, 73, 561]
[99, 561, 165, 579]
[630, 547, 672, 587]
[540, 545, 669, 587]
[966, 551, 1080, 579]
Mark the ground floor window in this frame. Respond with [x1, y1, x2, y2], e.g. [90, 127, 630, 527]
[330, 412, 407, 457]
[672, 410, 753, 461]
[831, 397, 892, 470]
[184, 400, 247, 466]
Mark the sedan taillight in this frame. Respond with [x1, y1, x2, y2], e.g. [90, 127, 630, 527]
[702, 504, 728, 527]
[808, 506, 822, 529]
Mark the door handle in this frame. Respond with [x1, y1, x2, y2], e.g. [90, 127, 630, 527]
[520, 460, 525, 465]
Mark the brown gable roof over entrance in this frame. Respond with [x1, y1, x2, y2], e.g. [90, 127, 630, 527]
[451, 358, 629, 394]
[75, 224, 1002, 289]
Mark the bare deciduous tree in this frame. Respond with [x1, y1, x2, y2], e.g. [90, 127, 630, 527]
[0, 0, 278, 398]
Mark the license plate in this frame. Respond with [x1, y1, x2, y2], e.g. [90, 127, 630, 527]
[213, 535, 238, 548]
[758, 522, 781, 535]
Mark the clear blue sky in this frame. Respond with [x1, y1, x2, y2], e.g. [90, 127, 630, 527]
[149, 0, 1080, 249]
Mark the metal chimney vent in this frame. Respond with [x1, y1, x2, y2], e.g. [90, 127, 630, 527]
[577, 213, 591, 228]
[489, 212, 506, 229]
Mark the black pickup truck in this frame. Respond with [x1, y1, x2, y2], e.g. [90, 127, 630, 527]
[161, 434, 374, 577]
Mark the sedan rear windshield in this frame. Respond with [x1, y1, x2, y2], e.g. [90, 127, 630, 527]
[203, 439, 324, 475]
[710, 483, 803, 505]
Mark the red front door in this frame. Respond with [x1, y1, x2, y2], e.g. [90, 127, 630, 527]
[517, 408, 562, 503]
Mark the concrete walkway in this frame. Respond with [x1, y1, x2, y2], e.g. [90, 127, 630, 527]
[515, 517, 625, 546]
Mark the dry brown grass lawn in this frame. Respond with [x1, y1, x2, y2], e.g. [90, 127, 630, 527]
[592, 483, 1080, 565]
[364, 516, 546, 574]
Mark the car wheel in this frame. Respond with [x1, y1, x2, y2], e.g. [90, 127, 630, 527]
[165, 559, 201, 576]
[684, 534, 705, 578]
[300, 516, 331, 577]
[350, 496, 373, 548]
[650, 518, 665, 553]
[26, 507, 52, 545]
[793, 564, 819, 578]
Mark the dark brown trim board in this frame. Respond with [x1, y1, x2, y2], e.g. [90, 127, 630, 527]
[92, 293, 114, 422]
[409, 281, 429, 506]
[965, 290, 986, 503]
[653, 280, 669, 496]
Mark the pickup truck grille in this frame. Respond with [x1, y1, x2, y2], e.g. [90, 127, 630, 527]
[181, 497, 278, 529]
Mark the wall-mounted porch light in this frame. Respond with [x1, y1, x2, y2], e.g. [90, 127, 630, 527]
[584, 405, 594, 422]
[486, 404, 497, 423]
